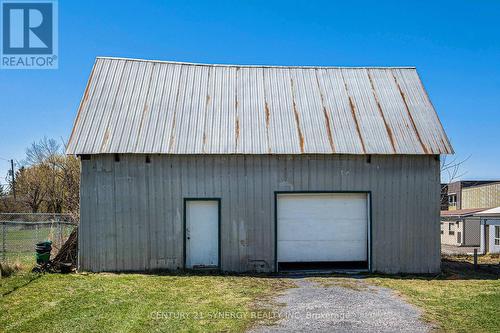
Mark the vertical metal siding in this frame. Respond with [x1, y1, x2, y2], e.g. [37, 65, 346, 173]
[79, 154, 441, 274]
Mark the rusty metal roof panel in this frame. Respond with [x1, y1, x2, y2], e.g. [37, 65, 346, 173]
[66, 57, 454, 155]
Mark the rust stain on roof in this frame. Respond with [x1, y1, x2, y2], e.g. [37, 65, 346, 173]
[202, 69, 212, 154]
[102, 62, 129, 153]
[100, 128, 110, 152]
[264, 101, 271, 153]
[290, 78, 305, 153]
[168, 113, 176, 153]
[439, 137, 448, 151]
[341, 72, 366, 154]
[293, 101, 305, 153]
[202, 94, 209, 153]
[235, 116, 240, 150]
[347, 96, 366, 154]
[322, 108, 335, 153]
[314, 70, 335, 153]
[135, 64, 155, 152]
[264, 102, 270, 128]
[367, 70, 396, 153]
[392, 72, 429, 154]
[202, 132, 207, 153]
[138, 103, 149, 131]
[168, 72, 183, 153]
[234, 69, 240, 151]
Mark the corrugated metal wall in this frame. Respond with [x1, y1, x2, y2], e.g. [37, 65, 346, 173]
[79, 154, 441, 274]
[462, 183, 500, 209]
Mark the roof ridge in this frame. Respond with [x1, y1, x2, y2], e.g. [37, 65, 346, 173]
[95, 56, 417, 69]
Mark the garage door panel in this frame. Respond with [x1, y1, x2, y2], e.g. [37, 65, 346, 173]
[277, 193, 368, 263]
[278, 195, 367, 220]
[278, 218, 367, 241]
[278, 240, 367, 262]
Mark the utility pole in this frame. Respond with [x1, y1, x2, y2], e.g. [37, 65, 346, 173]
[10, 159, 16, 200]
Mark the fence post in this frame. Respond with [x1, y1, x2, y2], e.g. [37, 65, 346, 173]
[58, 222, 62, 248]
[2, 222, 6, 262]
[473, 248, 478, 270]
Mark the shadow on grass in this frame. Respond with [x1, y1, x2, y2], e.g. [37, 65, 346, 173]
[1, 273, 41, 297]
[63, 257, 499, 281]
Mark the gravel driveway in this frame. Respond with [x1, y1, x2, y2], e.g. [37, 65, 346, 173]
[249, 278, 431, 333]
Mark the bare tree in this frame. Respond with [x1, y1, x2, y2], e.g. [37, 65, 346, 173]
[0, 184, 6, 212]
[440, 155, 471, 210]
[441, 155, 471, 184]
[25, 137, 61, 165]
[13, 137, 80, 215]
[15, 165, 47, 213]
[23, 137, 64, 213]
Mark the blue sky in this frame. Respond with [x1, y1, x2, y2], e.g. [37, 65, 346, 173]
[1, 0, 499, 185]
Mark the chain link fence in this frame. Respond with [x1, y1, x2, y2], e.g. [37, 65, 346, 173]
[0, 213, 77, 267]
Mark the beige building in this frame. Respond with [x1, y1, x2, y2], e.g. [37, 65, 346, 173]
[445, 180, 500, 211]
[462, 182, 500, 209]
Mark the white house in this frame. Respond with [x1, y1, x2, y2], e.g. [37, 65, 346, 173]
[475, 207, 500, 254]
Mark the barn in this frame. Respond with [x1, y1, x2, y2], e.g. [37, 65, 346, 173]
[66, 57, 453, 274]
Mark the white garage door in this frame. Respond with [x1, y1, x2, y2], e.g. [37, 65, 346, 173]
[277, 193, 368, 263]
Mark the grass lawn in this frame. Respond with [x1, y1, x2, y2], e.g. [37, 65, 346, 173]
[1, 256, 498, 333]
[443, 253, 499, 265]
[368, 277, 499, 332]
[366, 257, 500, 333]
[0, 273, 292, 333]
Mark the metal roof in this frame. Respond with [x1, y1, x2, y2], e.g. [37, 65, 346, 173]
[66, 57, 453, 155]
[441, 208, 486, 218]
[475, 207, 500, 217]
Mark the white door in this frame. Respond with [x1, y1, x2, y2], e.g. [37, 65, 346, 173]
[185, 200, 219, 269]
[277, 193, 368, 263]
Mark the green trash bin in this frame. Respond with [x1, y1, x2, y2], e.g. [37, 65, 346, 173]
[35, 241, 52, 265]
